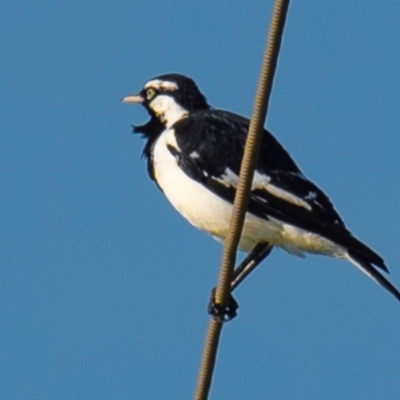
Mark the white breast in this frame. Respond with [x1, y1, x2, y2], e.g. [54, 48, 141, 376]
[152, 129, 282, 252]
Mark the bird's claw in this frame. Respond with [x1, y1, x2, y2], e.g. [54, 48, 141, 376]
[208, 288, 239, 322]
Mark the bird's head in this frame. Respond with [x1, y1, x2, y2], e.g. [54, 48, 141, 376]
[121, 73, 210, 129]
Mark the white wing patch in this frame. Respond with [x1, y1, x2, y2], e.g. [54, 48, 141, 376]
[189, 151, 200, 159]
[215, 169, 312, 211]
[304, 191, 317, 200]
[214, 168, 239, 188]
[251, 170, 271, 189]
[264, 184, 312, 211]
[251, 171, 312, 210]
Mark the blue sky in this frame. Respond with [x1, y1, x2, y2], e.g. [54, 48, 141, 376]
[1, 1, 400, 399]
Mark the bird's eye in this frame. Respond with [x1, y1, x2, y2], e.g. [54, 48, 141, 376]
[146, 88, 156, 100]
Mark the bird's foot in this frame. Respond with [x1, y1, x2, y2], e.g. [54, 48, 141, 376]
[207, 288, 239, 322]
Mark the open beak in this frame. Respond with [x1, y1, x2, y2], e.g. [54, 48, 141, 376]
[120, 93, 144, 104]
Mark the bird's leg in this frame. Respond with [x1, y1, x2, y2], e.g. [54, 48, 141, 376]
[208, 242, 272, 322]
[231, 242, 272, 292]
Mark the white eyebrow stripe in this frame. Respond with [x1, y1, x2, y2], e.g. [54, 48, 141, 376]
[144, 79, 178, 91]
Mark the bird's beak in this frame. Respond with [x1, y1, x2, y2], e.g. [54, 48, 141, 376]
[120, 93, 144, 104]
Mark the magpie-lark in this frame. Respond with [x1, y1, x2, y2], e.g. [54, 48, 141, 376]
[122, 73, 400, 318]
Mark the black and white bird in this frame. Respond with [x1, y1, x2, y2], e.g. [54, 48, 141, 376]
[122, 73, 400, 316]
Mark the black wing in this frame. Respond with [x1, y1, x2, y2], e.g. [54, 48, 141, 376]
[171, 109, 387, 272]
[173, 110, 301, 176]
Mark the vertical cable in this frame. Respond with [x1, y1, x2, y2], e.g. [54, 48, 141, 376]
[194, 1, 290, 399]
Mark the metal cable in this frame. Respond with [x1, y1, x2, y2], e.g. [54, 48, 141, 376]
[194, 1, 290, 399]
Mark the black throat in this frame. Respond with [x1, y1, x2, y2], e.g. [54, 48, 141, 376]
[134, 116, 165, 181]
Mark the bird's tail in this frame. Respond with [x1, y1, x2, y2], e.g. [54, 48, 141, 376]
[346, 251, 400, 302]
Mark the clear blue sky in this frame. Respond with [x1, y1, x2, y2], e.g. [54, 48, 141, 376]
[1, 2, 400, 399]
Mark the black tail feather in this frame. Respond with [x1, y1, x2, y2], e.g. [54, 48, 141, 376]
[349, 253, 400, 302]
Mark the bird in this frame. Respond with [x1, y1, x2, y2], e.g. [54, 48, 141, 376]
[121, 73, 400, 318]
